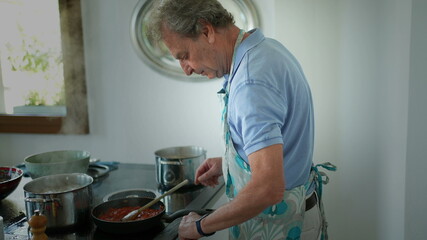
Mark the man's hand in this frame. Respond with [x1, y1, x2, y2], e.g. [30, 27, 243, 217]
[178, 212, 202, 240]
[195, 157, 223, 187]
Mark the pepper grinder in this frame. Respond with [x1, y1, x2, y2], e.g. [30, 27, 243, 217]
[28, 210, 48, 240]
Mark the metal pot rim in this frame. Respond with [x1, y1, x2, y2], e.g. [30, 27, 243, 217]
[24, 150, 91, 165]
[155, 146, 206, 159]
[23, 173, 93, 194]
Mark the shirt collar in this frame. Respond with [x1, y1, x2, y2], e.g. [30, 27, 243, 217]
[221, 28, 265, 90]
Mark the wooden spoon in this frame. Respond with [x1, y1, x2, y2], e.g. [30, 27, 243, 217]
[121, 179, 189, 221]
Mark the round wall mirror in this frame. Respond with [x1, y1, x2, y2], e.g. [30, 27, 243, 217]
[130, 0, 261, 81]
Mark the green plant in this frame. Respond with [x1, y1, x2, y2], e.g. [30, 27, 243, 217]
[25, 90, 47, 106]
[5, 24, 65, 106]
[6, 25, 56, 73]
[52, 85, 66, 105]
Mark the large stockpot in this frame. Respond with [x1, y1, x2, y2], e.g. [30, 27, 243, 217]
[155, 146, 206, 188]
[23, 173, 93, 229]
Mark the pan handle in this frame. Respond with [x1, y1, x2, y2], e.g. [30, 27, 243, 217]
[163, 209, 214, 223]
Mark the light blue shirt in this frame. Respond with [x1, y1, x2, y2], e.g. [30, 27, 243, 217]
[223, 29, 314, 189]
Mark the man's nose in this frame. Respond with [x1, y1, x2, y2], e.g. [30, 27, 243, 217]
[180, 60, 192, 76]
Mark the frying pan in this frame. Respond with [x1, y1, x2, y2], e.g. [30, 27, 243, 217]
[92, 197, 212, 234]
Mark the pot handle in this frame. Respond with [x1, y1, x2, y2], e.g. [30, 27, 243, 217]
[25, 197, 61, 204]
[163, 209, 214, 223]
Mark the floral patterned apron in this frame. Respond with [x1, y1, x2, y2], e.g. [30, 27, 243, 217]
[218, 30, 336, 240]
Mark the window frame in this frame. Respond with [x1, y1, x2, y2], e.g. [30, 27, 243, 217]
[0, 0, 89, 134]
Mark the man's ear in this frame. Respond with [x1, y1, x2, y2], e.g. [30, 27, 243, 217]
[199, 19, 215, 44]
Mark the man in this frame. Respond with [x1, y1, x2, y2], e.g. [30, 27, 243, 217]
[147, 0, 332, 239]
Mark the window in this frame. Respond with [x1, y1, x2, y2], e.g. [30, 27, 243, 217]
[0, 0, 89, 134]
[0, 0, 65, 114]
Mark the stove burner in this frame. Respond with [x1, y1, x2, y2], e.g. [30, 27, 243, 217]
[102, 189, 157, 202]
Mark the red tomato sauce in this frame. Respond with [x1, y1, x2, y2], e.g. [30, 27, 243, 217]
[98, 205, 164, 222]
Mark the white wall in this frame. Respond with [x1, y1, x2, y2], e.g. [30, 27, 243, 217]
[276, 0, 413, 239]
[405, 0, 427, 238]
[0, 0, 425, 239]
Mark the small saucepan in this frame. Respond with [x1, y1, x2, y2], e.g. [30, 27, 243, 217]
[155, 146, 206, 189]
[91, 197, 212, 234]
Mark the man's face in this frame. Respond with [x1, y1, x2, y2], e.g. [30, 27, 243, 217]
[162, 27, 225, 79]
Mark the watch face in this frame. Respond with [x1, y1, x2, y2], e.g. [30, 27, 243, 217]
[130, 0, 261, 81]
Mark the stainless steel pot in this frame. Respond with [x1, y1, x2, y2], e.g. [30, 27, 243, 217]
[24, 150, 91, 179]
[155, 146, 206, 188]
[23, 173, 93, 229]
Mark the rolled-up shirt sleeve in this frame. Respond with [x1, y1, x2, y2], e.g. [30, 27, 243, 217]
[228, 80, 286, 159]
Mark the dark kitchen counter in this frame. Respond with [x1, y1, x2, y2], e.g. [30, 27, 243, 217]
[1, 163, 224, 240]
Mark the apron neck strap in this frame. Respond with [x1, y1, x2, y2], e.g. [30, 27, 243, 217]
[226, 29, 245, 93]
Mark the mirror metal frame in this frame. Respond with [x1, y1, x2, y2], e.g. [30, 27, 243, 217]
[130, 0, 261, 82]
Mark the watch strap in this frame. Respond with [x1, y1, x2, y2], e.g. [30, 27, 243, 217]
[195, 214, 216, 236]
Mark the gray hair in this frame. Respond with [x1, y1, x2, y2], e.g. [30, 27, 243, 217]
[146, 0, 235, 41]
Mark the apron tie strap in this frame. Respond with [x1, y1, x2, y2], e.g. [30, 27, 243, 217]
[312, 162, 336, 201]
[311, 162, 336, 240]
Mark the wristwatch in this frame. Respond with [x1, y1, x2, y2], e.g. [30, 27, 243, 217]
[195, 214, 216, 236]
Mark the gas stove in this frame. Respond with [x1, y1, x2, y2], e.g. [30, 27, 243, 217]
[1, 163, 224, 240]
